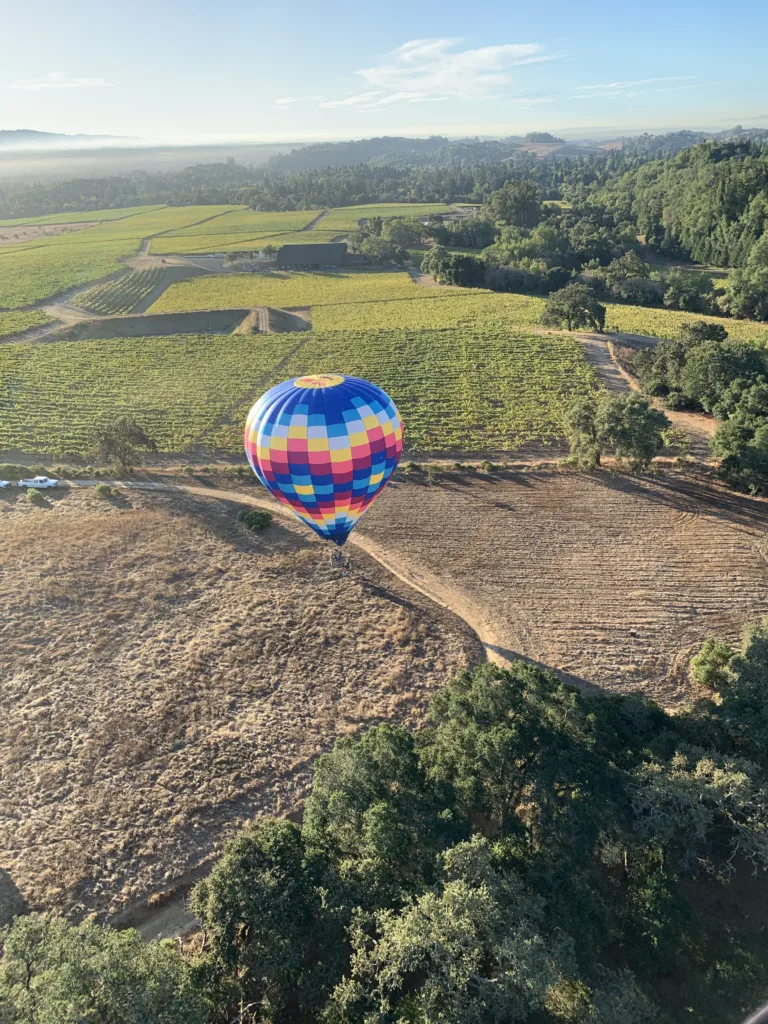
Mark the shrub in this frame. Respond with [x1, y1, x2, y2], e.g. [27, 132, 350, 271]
[237, 508, 272, 532]
[690, 637, 735, 688]
[93, 483, 115, 499]
[25, 488, 46, 505]
[0, 464, 30, 481]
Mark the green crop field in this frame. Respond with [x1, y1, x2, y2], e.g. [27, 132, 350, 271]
[77, 268, 166, 315]
[0, 305, 598, 456]
[0, 206, 165, 228]
[150, 209, 320, 254]
[0, 310, 52, 338]
[313, 291, 547, 333]
[217, 325, 598, 452]
[0, 206, 240, 309]
[605, 303, 768, 343]
[237, 230, 341, 249]
[0, 240, 138, 309]
[149, 269, 425, 312]
[321, 203, 454, 234]
[0, 333, 295, 455]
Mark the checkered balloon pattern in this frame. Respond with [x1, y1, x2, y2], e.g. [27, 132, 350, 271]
[244, 374, 404, 545]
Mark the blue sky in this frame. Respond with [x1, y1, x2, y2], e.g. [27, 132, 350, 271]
[2, 0, 767, 143]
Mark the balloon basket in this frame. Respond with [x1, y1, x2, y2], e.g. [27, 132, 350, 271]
[328, 549, 348, 572]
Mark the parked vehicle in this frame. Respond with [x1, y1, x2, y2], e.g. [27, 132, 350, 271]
[17, 476, 59, 489]
[0, 480, 11, 489]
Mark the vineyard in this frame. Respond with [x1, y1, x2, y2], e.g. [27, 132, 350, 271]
[320, 203, 454, 234]
[0, 311, 598, 455]
[0, 206, 239, 309]
[0, 205, 165, 228]
[149, 269, 426, 312]
[313, 291, 547, 332]
[605, 302, 768, 343]
[0, 310, 52, 338]
[76, 268, 166, 315]
[0, 333, 294, 454]
[238, 326, 599, 452]
[149, 209, 321, 254]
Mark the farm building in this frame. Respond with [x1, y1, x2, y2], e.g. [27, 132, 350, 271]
[276, 242, 368, 269]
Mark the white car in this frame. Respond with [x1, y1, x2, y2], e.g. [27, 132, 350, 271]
[17, 476, 59, 489]
[0, 480, 11, 489]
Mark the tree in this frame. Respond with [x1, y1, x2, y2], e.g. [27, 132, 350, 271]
[541, 283, 606, 332]
[690, 637, 736, 688]
[0, 915, 207, 1024]
[711, 620, 768, 763]
[359, 236, 406, 265]
[604, 250, 649, 287]
[418, 662, 612, 849]
[564, 397, 602, 468]
[90, 416, 156, 473]
[190, 818, 345, 1022]
[661, 269, 713, 312]
[381, 216, 423, 248]
[678, 341, 767, 412]
[262, 244, 278, 260]
[324, 837, 577, 1024]
[438, 253, 486, 287]
[713, 419, 768, 494]
[678, 320, 728, 345]
[421, 244, 451, 278]
[302, 724, 465, 907]
[722, 266, 768, 321]
[594, 394, 670, 472]
[485, 179, 541, 229]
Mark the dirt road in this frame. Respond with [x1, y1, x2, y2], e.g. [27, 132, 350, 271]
[302, 209, 330, 231]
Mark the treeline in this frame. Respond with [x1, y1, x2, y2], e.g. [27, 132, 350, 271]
[596, 141, 768, 267]
[4, 647, 768, 1023]
[404, 157, 768, 321]
[0, 136, 722, 220]
[0, 154, 629, 219]
[621, 321, 768, 493]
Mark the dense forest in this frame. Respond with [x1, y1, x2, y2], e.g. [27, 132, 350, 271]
[4, 645, 768, 1023]
[2, 131, 766, 221]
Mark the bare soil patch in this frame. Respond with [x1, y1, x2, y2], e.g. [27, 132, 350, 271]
[0, 222, 97, 246]
[0, 488, 480, 918]
[50, 309, 250, 341]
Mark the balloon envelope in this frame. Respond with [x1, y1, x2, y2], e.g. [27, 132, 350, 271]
[244, 374, 404, 545]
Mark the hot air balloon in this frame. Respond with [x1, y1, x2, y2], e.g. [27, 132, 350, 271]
[244, 374, 403, 546]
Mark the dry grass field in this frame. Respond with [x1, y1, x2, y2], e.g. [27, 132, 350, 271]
[3, 467, 768, 922]
[0, 489, 480, 918]
[356, 468, 768, 708]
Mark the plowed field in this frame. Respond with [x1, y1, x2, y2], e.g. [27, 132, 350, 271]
[357, 469, 768, 707]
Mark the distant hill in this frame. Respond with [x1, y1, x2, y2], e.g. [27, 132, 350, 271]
[0, 129, 134, 149]
[266, 136, 529, 171]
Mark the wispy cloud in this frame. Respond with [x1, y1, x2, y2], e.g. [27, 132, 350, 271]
[274, 94, 324, 107]
[319, 38, 558, 111]
[570, 76, 695, 99]
[320, 91, 384, 109]
[9, 71, 110, 91]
